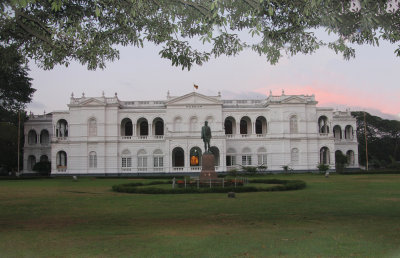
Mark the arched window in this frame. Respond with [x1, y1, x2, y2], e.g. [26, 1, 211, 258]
[291, 148, 299, 165]
[189, 117, 198, 132]
[173, 117, 182, 132]
[89, 151, 97, 168]
[206, 116, 214, 126]
[27, 155, 36, 171]
[56, 151, 67, 168]
[346, 150, 355, 165]
[121, 118, 133, 136]
[153, 118, 164, 136]
[290, 115, 298, 133]
[226, 148, 236, 167]
[40, 130, 49, 145]
[172, 147, 184, 167]
[345, 125, 354, 140]
[88, 118, 97, 136]
[137, 149, 147, 171]
[56, 119, 68, 137]
[240, 116, 251, 135]
[190, 147, 202, 166]
[137, 118, 148, 136]
[28, 130, 37, 145]
[318, 116, 329, 134]
[242, 147, 252, 165]
[333, 125, 342, 140]
[256, 116, 267, 135]
[257, 147, 267, 165]
[121, 149, 132, 169]
[153, 149, 163, 169]
[210, 146, 220, 166]
[320, 147, 330, 165]
[224, 117, 236, 135]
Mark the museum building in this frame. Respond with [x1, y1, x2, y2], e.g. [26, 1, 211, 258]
[23, 91, 358, 175]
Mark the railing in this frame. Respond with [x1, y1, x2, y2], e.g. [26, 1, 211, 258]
[121, 168, 131, 172]
[173, 167, 184, 172]
[190, 167, 201, 171]
[153, 168, 163, 172]
[226, 134, 234, 139]
[241, 134, 249, 138]
[138, 168, 147, 172]
[120, 135, 164, 140]
[319, 133, 329, 136]
[256, 134, 265, 138]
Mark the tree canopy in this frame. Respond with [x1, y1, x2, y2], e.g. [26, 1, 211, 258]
[352, 111, 400, 168]
[0, 45, 35, 124]
[1, 0, 399, 70]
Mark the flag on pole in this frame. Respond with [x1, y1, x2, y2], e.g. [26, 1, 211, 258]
[193, 83, 199, 90]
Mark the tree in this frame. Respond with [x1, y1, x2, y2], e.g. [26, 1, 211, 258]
[0, 45, 35, 124]
[1, 0, 399, 70]
[352, 111, 400, 168]
[0, 45, 35, 172]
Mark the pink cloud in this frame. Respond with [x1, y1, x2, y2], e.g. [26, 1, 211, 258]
[254, 83, 400, 115]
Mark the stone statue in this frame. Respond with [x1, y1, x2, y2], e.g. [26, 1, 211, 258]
[201, 121, 212, 152]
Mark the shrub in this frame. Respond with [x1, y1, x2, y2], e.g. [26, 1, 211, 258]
[282, 165, 292, 173]
[317, 164, 330, 173]
[257, 165, 268, 172]
[240, 165, 258, 175]
[112, 179, 306, 194]
[33, 161, 51, 176]
[228, 168, 238, 177]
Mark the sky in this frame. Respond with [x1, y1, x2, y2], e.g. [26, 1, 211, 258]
[27, 33, 400, 120]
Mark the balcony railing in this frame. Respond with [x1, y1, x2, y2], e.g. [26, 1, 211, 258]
[120, 135, 164, 140]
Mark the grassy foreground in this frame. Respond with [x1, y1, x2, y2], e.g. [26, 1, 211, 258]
[0, 174, 400, 257]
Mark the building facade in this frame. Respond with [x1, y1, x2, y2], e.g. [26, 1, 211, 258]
[23, 91, 358, 175]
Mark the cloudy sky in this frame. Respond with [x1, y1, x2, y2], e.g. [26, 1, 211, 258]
[27, 32, 400, 120]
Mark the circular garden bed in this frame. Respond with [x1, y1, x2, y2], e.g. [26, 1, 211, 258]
[112, 178, 306, 194]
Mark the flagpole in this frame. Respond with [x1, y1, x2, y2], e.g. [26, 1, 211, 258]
[364, 111, 368, 171]
[17, 110, 21, 175]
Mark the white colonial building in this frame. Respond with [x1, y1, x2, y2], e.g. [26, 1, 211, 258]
[23, 91, 358, 175]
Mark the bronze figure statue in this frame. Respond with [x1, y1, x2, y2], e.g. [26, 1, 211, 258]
[201, 121, 211, 152]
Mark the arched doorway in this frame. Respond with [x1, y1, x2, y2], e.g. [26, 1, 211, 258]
[224, 117, 236, 135]
[121, 118, 133, 136]
[240, 116, 251, 135]
[153, 118, 164, 136]
[255, 116, 267, 135]
[172, 147, 184, 167]
[137, 118, 148, 136]
[190, 147, 202, 166]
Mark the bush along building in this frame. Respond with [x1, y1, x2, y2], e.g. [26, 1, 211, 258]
[23, 91, 358, 175]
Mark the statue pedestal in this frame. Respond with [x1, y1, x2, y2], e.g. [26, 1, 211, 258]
[199, 153, 218, 181]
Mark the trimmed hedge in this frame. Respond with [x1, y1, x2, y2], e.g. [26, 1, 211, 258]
[112, 179, 306, 194]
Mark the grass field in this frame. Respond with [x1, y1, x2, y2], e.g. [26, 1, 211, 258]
[1, 174, 400, 257]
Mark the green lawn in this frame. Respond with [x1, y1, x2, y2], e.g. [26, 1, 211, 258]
[1, 174, 400, 257]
